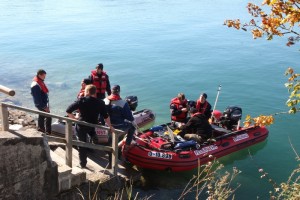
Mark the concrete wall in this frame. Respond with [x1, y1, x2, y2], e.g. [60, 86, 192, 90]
[0, 129, 58, 200]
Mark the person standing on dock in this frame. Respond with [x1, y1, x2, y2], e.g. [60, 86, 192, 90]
[89, 63, 111, 100]
[31, 69, 52, 135]
[196, 93, 212, 120]
[66, 84, 114, 169]
[104, 85, 135, 152]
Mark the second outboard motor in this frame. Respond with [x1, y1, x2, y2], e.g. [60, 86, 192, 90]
[125, 96, 138, 111]
[220, 106, 242, 130]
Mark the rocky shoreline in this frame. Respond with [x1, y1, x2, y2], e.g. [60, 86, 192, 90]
[8, 109, 36, 128]
[0, 97, 36, 130]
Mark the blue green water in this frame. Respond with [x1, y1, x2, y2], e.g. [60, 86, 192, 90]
[1, 0, 300, 199]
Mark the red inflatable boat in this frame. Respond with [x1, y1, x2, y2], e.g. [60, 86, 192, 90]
[122, 106, 269, 172]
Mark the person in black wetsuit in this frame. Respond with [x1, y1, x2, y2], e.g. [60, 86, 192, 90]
[66, 84, 114, 168]
[180, 107, 212, 141]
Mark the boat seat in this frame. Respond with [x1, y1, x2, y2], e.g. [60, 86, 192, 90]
[211, 124, 231, 134]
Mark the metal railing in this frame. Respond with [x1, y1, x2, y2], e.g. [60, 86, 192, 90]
[0, 102, 125, 176]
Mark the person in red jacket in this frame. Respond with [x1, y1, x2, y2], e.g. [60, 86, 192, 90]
[89, 63, 111, 99]
[77, 78, 92, 99]
[196, 93, 212, 120]
[170, 93, 189, 127]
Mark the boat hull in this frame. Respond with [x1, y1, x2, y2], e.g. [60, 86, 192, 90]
[124, 126, 269, 172]
[51, 109, 155, 143]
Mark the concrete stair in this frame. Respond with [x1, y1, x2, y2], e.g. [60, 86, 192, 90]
[50, 147, 112, 192]
[50, 149, 87, 192]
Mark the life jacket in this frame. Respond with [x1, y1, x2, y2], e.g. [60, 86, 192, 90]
[104, 94, 122, 116]
[32, 76, 49, 94]
[170, 97, 188, 122]
[107, 94, 121, 101]
[191, 112, 202, 117]
[196, 100, 208, 114]
[91, 70, 108, 94]
[77, 89, 85, 98]
[104, 94, 132, 126]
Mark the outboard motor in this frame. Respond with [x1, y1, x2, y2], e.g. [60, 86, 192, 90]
[125, 96, 138, 111]
[220, 106, 242, 130]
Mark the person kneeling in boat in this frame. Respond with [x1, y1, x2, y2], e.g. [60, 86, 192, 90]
[179, 107, 213, 143]
[196, 93, 212, 120]
[170, 93, 189, 128]
[104, 85, 135, 152]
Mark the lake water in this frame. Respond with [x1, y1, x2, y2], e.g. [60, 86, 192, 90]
[1, 0, 300, 199]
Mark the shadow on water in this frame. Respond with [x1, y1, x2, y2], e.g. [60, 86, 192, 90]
[132, 140, 268, 199]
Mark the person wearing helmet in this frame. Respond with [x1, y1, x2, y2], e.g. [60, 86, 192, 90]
[196, 93, 212, 120]
[104, 85, 135, 152]
[89, 63, 111, 99]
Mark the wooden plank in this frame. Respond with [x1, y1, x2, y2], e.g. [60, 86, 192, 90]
[0, 85, 15, 96]
[46, 135, 113, 152]
[1, 102, 125, 134]
[72, 140, 113, 152]
[0, 104, 9, 131]
[65, 121, 73, 167]
[46, 135, 66, 143]
[111, 131, 118, 176]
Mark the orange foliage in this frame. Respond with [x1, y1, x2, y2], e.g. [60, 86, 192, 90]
[244, 114, 274, 127]
[224, 0, 300, 46]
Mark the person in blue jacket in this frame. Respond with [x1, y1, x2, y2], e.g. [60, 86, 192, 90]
[31, 69, 52, 134]
[104, 85, 135, 152]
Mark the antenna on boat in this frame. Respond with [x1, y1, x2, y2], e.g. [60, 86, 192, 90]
[167, 126, 175, 143]
[211, 85, 222, 121]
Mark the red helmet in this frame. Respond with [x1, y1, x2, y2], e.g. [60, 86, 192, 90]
[212, 110, 222, 121]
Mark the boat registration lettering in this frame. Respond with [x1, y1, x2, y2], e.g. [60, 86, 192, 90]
[95, 128, 108, 136]
[194, 145, 218, 156]
[233, 133, 249, 142]
[148, 151, 172, 159]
